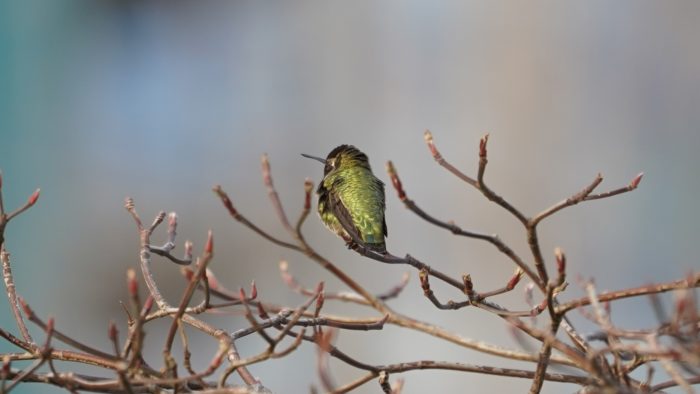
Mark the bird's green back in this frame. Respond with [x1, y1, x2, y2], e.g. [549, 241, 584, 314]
[322, 165, 386, 247]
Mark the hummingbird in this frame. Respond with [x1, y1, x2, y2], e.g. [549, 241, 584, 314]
[302, 145, 387, 253]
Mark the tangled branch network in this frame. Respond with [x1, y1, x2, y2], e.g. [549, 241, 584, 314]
[0, 133, 697, 393]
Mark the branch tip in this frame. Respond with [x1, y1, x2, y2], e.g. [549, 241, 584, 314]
[108, 321, 118, 341]
[127, 268, 138, 297]
[479, 134, 490, 158]
[1, 355, 9, 375]
[27, 188, 40, 207]
[261, 153, 272, 185]
[385, 160, 396, 176]
[205, 268, 219, 290]
[462, 274, 473, 292]
[304, 178, 314, 210]
[168, 212, 177, 226]
[184, 240, 193, 260]
[257, 302, 270, 319]
[143, 296, 154, 314]
[304, 178, 314, 192]
[250, 280, 257, 299]
[124, 197, 134, 211]
[630, 172, 644, 189]
[149, 211, 166, 234]
[554, 248, 566, 276]
[205, 230, 214, 254]
[380, 314, 390, 325]
[424, 130, 441, 160]
[315, 291, 325, 314]
[507, 268, 525, 290]
[385, 161, 406, 201]
[18, 296, 33, 318]
[213, 185, 239, 217]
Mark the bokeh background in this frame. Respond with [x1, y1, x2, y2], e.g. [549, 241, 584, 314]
[1, 1, 699, 393]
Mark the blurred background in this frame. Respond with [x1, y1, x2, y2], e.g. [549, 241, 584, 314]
[1, 1, 699, 393]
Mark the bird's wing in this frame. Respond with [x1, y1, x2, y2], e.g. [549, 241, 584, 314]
[328, 189, 364, 246]
[377, 178, 387, 237]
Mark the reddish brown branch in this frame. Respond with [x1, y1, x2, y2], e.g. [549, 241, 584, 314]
[1, 250, 34, 348]
[261, 153, 295, 234]
[0, 137, 683, 393]
[125, 199, 259, 388]
[386, 160, 541, 289]
[279, 260, 409, 305]
[219, 286, 324, 386]
[163, 230, 215, 355]
[20, 297, 117, 362]
[583, 172, 644, 201]
[474, 134, 530, 226]
[530, 173, 603, 226]
[476, 268, 525, 300]
[557, 275, 700, 314]
[296, 178, 314, 234]
[5, 189, 40, 223]
[215, 179, 390, 315]
[423, 130, 478, 187]
[418, 269, 471, 310]
[332, 359, 593, 394]
[213, 185, 301, 251]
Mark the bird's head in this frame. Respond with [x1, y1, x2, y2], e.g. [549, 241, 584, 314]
[302, 145, 371, 176]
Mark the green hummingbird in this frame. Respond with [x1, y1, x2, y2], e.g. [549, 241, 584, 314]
[302, 145, 387, 253]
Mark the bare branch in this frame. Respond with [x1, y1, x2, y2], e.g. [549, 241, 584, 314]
[530, 173, 604, 226]
[279, 260, 409, 305]
[5, 189, 40, 223]
[557, 275, 700, 314]
[213, 185, 301, 251]
[0, 135, 689, 393]
[164, 230, 215, 355]
[386, 160, 542, 289]
[423, 130, 478, 187]
[1, 249, 34, 347]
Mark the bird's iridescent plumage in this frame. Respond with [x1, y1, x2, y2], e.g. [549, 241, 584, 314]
[305, 145, 387, 253]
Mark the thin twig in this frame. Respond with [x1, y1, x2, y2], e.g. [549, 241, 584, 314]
[423, 130, 478, 187]
[164, 231, 214, 354]
[279, 260, 409, 305]
[1, 249, 34, 347]
[473, 134, 529, 225]
[5, 189, 40, 223]
[331, 359, 593, 394]
[557, 275, 700, 314]
[20, 297, 116, 361]
[385, 160, 541, 289]
[125, 199, 259, 388]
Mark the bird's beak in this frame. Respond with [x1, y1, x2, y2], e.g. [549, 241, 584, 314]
[301, 153, 326, 164]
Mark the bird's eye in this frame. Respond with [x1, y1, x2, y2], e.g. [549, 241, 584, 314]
[329, 159, 336, 168]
